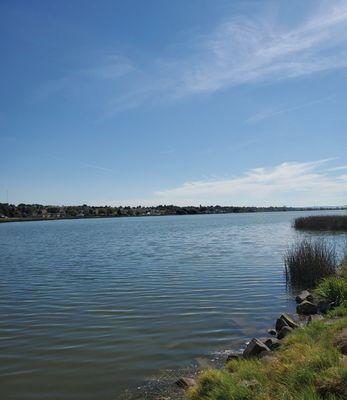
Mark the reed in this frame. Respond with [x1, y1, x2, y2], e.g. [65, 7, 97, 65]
[294, 215, 347, 231]
[284, 239, 338, 288]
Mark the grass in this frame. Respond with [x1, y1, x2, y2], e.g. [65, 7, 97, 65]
[186, 246, 347, 400]
[284, 239, 338, 288]
[294, 215, 347, 231]
[187, 317, 347, 400]
[315, 276, 347, 307]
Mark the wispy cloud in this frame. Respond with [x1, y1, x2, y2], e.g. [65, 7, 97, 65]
[35, 1, 347, 115]
[245, 96, 333, 124]
[106, 0, 347, 113]
[175, 1, 347, 97]
[151, 159, 347, 206]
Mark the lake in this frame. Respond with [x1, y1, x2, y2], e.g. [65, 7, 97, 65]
[0, 211, 346, 399]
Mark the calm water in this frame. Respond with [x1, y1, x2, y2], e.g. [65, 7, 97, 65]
[0, 211, 346, 399]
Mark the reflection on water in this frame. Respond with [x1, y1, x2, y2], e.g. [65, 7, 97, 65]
[0, 211, 346, 399]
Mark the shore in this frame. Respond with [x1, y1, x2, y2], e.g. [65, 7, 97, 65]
[127, 261, 347, 400]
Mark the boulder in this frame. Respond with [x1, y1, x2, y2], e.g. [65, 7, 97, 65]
[226, 352, 242, 362]
[243, 338, 271, 358]
[275, 314, 299, 331]
[333, 328, 347, 355]
[261, 354, 277, 364]
[267, 329, 277, 336]
[239, 379, 259, 389]
[296, 300, 318, 315]
[295, 290, 313, 303]
[175, 377, 196, 389]
[308, 314, 324, 323]
[277, 325, 293, 339]
[317, 300, 331, 314]
[263, 337, 281, 350]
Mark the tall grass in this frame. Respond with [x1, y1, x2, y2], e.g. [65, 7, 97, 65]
[294, 215, 347, 231]
[284, 239, 338, 288]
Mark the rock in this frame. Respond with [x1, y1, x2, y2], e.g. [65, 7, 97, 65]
[296, 300, 318, 315]
[263, 337, 281, 350]
[333, 328, 347, 355]
[317, 300, 331, 314]
[267, 328, 277, 336]
[277, 325, 293, 339]
[275, 314, 299, 331]
[261, 354, 277, 364]
[296, 290, 313, 303]
[226, 352, 242, 362]
[243, 338, 271, 358]
[240, 379, 259, 389]
[308, 314, 324, 323]
[175, 377, 196, 389]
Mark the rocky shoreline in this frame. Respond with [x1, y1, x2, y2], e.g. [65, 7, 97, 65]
[125, 288, 344, 400]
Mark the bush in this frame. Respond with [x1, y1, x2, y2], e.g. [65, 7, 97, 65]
[315, 277, 347, 307]
[284, 239, 338, 288]
[294, 215, 347, 231]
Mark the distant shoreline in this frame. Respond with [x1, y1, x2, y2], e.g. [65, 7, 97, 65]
[0, 206, 345, 224]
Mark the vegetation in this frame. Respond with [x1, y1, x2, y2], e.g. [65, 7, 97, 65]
[187, 317, 347, 400]
[186, 242, 347, 400]
[284, 239, 338, 288]
[294, 215, 347, 231]
[0, 203, 343, 222]
[315, 276, 347, 307]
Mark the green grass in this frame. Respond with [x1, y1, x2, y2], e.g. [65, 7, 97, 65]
[187, 318, 347, 400]
[314, 276, 347, 307]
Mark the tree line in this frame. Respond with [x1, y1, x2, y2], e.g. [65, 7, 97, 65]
[0, 203, 344, 220]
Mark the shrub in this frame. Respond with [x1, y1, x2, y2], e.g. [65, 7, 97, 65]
[315, 277, 347, 307]
[294, 215, 347, 231]
[284, 239, 338, 288]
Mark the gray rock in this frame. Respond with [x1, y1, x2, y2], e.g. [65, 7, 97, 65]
[317, 300, 331, 314]
[275, 313, 299, 331]
[333, 328, 347, 355]
[239, 379, 259, 389]
[243, 338, 271, 358]
[267, 328, 277, 336]
[261, 354, 277, 364]
[277, 325, 293, 339]
[296, 300, 318, 315]
[226, 352, 242, 362]
[175, 377, 196, 389]
[295, 290, 313, 303]
[263, 337, 281, 350]
[308, 314, 324, 323]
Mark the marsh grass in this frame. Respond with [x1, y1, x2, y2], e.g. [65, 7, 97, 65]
[187, 318, 347, 400]
[294, 215, 347, 231]
[284, 239, 338, 289]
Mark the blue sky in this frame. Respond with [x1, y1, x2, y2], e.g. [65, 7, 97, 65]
[1, 0, 347, 206]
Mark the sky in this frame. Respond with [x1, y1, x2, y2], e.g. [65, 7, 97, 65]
[1, 0, 347, 207]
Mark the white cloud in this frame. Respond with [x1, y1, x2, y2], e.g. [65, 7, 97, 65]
[151, 159, 347, 206]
